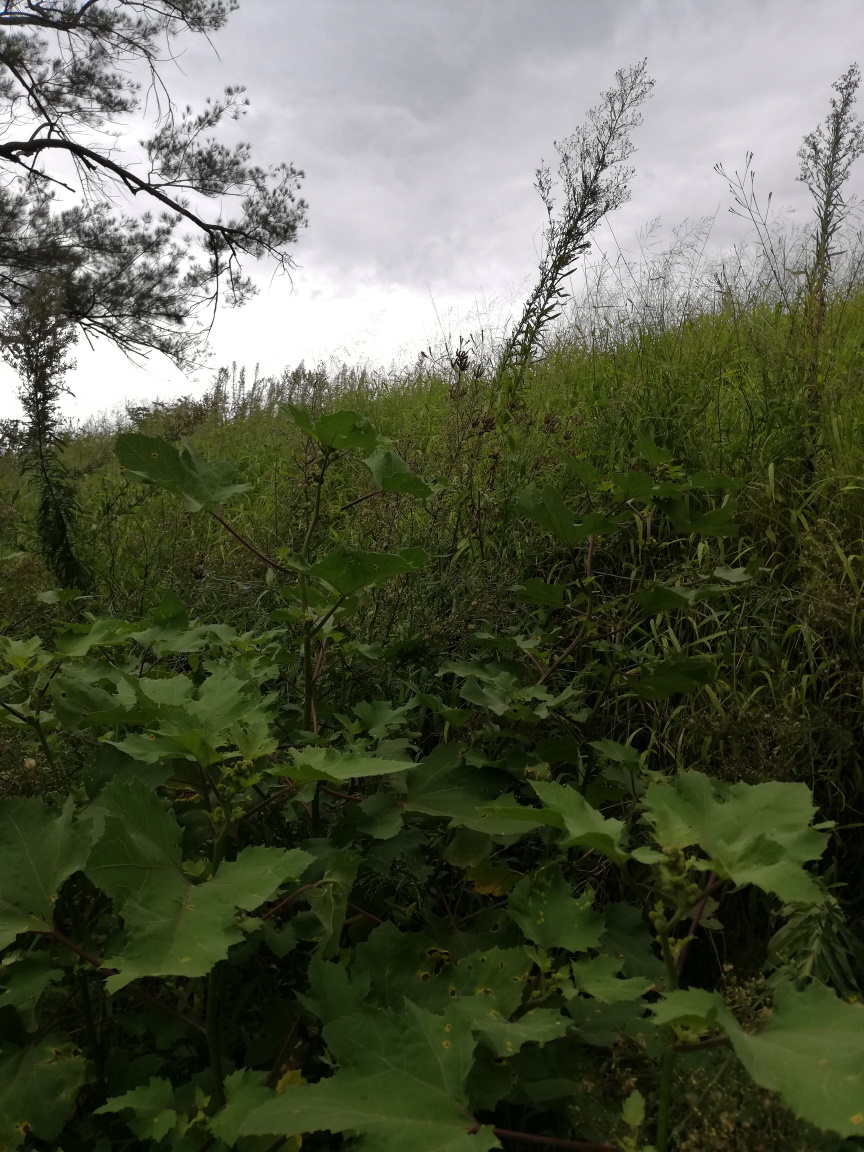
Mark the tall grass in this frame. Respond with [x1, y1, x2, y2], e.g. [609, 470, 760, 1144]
[3, 213, 864, 902]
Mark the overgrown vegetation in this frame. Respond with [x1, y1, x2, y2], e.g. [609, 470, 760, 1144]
[1, 51, 864, 1152]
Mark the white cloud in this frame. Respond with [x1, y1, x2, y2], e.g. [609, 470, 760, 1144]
[2, 0, 862, 420]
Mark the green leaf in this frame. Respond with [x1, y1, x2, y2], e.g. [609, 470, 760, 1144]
[635, 433, 673, 468]
[622, 1089, 646, 1129]
[104, 844, 313, 990]
[530, 779, 628, 863]
[571, 956, 654, 1003]
[283, 405, 383, 451]
[518, 485, 623, 547]
[664, 499, 739, 537]
[304, 851, 359, 958]
[115, 433, 250, 512]
[240, 1000, 501, 1151]
[641, 771, 830, 904]
[95, 1077, 179, 1142]
[128, 593, 236, 655]
[364, 449, 435, 499]
[475, 1008, 569, 1058]
[309, 545, 429, 595]
[508, 865, 604, 952]
[650, 988, 730, 1030]
[208, 1069, 275, 1145]
[511, 579, 566, 608]
[300, 959, 373, 1024]
[0, 1036, 87, 1149]
[630, 655, 716, 700]
[54, 617, 140, 656]
[85, 779, 312, 988]
[288, 746, 409, 785]
[725, 982, 864, 1138]
[0, 797, 93, 948]
[0, 953, 64, 1032]
[405, 744, 507, 822]
[612, 469, 657, 501]
[354, 698, 418, 739]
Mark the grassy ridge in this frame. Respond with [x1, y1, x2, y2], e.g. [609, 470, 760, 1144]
[2, 267, 864, 1147]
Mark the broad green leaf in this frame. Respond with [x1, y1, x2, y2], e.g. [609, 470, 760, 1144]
[351, 922, 439, 1009]
[405, 744, 508, 821]
[508, 866, 604, 952]
[54, 617, 139, 656]
[641, 771, 830, 904]
[664, 499, 739, 537]
[726, 982, 864, 1138]
[611, 469, 656, 501]
[632, 585, 700, 612]
[688, 471, 744, 491]
[85, 778, 184, 906]
[364, 449, 435, 499]
[354, 698, 418, 739]
[240, 1000, 501, 1151]
[635, 433, 673, 468]
[309, 545, 430, 595]
[0, 953, 64, 1032]
[630, 655, 716, 700]
[511, 579, 566, 607]
[208, 1069, 276, 1145]
[413, 947, 532, 1019]
[0, 1037, 87, 1149]
[571, 956, 654, 1003]
[283, 406, 382, 451]
[116, 433, 250, 512]
[300, 959, 373, 1024]
[288, 745, 409, 784]
[128, 593, 236, 655]
[713, 564, 752, 583]
[475, 1008, 569, 1057]
[531, 780, 628, 863]
[86, 780, 312, 988]
[103, 844, 313, 991]
[0, 635, 52, 671]
[304, 851, 359, 958]
[599, 904, 666, 985]
[650, 988, 730, 1029]
[518, 485, 623, 547]
[95, 1077, 179, 1142]
[0, 797, 93, 948]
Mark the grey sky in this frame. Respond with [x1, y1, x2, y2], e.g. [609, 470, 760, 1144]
[2, 0, 863, 420]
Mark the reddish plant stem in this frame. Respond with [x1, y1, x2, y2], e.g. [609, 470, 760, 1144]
[209, 510, 293, 574]
[312, 637, 329, 680]
[266, 1017, 300, 1088]
[320, 786, 362, 801]
[261, 881, 324, 921]
[672, 1034, 731, 1054]
[340, 488, 386, 512]
[45, 928, 206, 1035]
[492, 1128, 616, 1151]
[675, 871, 719, 977]
[347, 901, 385, 924]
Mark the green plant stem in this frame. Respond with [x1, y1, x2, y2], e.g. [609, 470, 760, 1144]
[0, 700, 56, 767]
[655, 1043, 676, 1152]
[206, 964, 225, 1108]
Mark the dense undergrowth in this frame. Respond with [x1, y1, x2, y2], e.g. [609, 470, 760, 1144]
[1, 251, 864, 1151]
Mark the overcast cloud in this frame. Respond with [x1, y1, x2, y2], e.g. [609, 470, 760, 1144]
[2, 0, 863, 420]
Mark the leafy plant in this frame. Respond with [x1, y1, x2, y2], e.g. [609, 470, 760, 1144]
[0, 416, 860, 1152]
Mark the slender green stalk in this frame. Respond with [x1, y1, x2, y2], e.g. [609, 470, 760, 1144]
[205, 965, 225, 1108]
